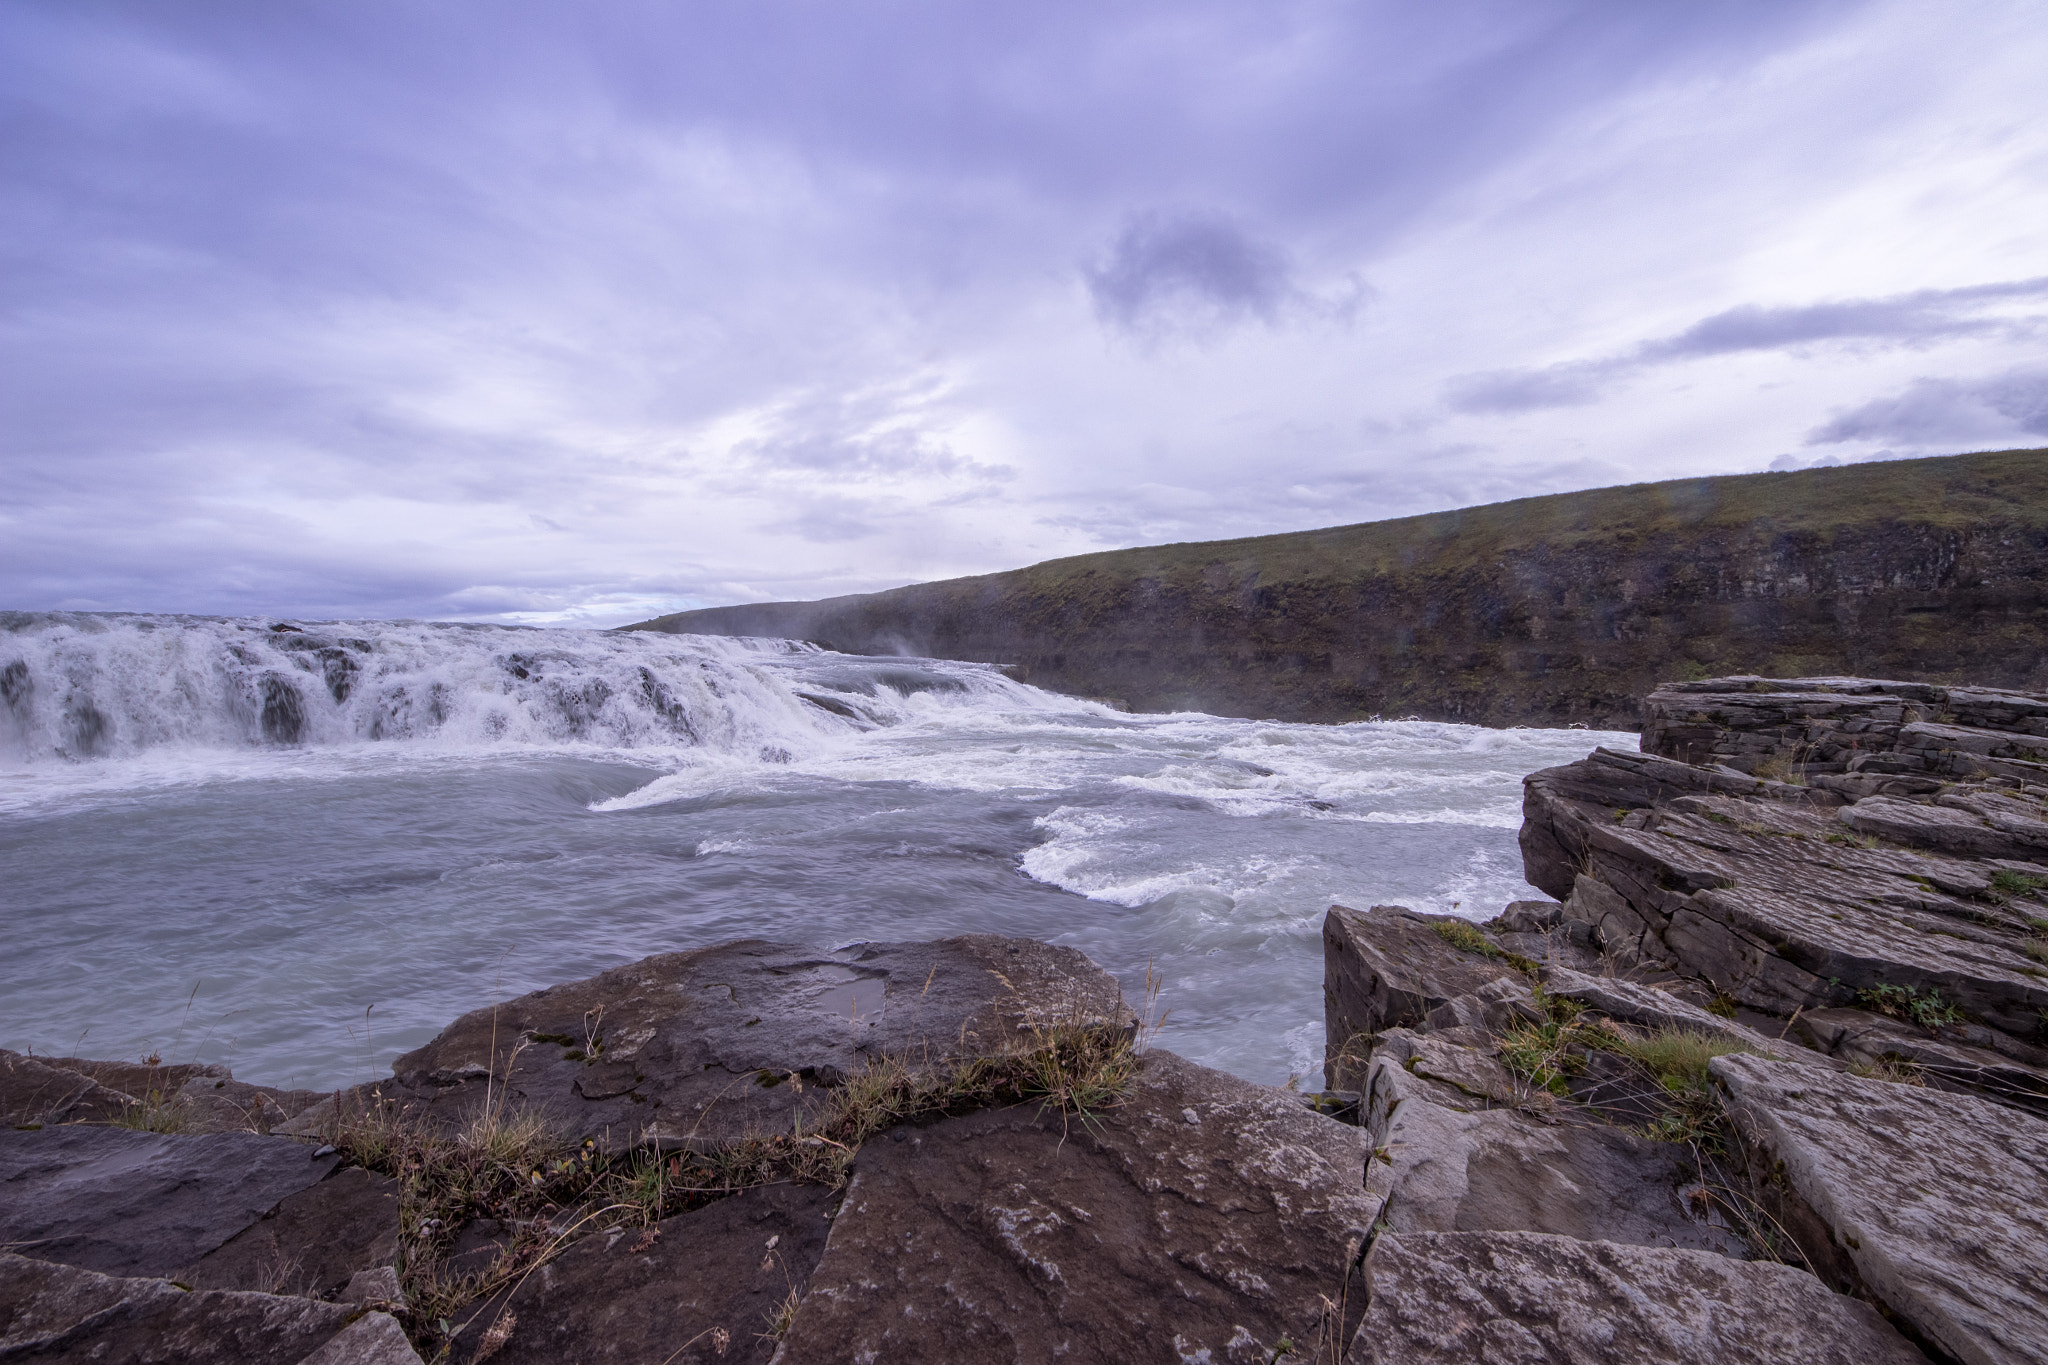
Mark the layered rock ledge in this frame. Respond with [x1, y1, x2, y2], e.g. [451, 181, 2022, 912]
[1328, 674, 2048, 1365]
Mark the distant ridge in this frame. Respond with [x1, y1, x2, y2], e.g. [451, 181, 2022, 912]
[629, 447, 2048, 728]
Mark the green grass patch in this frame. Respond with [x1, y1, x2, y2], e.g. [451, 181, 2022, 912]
[1990, 869, 2048, 900]
[1857, 982, 1964, 1028]
[1431, 920, 1537, 973]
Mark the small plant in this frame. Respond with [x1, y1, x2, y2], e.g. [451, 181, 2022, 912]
[1430, 920, 1537, 973]
[1989, 870, 2048, 900]
[1848, 1056, 1927, 1086]
[1857, 983, 1964, 1029]
[1496, 994, 1588, 1098]
[1705, 994, 1738, 1019]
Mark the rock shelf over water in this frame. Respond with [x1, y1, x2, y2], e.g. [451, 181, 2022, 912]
[5, 674, 2048, 1362]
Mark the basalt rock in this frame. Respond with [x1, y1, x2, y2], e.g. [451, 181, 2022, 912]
[0, 1049, 324, 1137]
[282, 935, 1130, 1155]
[177, 1166, 401, 1300]
[1364, 1067, 1747, 1257]
[1525, 767, 2048, 1037]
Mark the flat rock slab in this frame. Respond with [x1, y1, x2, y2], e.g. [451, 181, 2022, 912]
[0, 1127, 336, 1277]
[1350, 1230, 1925, 1364]
[1539, 967, 1826, 1067]
[287, 935, 1131, 1152]
[177, 1166, 401, 1299]
[1714, 1053, 2048, 1365]
[1, 1051, 136, 1129]
[775, 1050, 1376, 1365]
[1324, 905, 1527, 1090]
[0, 1250, 366, 1363]
[1362, 1044, 1745, 1259]
[453, 1183, 836, 1364]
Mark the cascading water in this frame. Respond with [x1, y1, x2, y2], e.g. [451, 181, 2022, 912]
[0, 611, 1631, 1090]
[0, 611, 1040, 766]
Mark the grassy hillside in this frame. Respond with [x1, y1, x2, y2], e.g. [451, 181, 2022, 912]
[630, 447, 2048, 727]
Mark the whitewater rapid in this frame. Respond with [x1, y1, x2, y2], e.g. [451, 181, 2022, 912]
[0, 612, 1630, 1087]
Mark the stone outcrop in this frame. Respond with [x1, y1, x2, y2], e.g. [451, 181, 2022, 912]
[7, 933, 1372, 1364]
[450, 1184, 837, 1365]
[1715, 1053, 2048, 1365]
[774, 1050, 1375, 1364]
[0, 1251, 419, 1363]
[1359, 673, 2048, 1363]
[0, 1047, 323, 1135]
[1522, 677, 2048, 1111]
[283, 935, 1133, 1154]
[0, 1127, 343, 1278]
[1352, 1231, 1928, 1365]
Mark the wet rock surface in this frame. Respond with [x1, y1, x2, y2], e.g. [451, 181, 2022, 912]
[776, 1050, 1375, 1365]
[0, 1048, 323, 1136]
[0, 1127, 338, 1277]
[284, 934, 1132, 1153]
[177, 1166, 401, 1299]
[450, 1184, 836, 1365]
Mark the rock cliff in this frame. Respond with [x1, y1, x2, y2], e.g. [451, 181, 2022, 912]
[630, 447, 2048, 727]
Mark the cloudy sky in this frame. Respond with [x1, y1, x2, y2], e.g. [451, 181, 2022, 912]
[4, 0, 2046, 625]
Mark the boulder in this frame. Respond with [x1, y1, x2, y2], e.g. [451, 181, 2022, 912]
[284, 935, 1132, 1153]
[168, 1075, 326, 1135]
[176, 1165, 401, 1299]
[449, 1183, 836, 1365]
[1323, 905, 1532, 1090]
[1714, 1052, 2048, 1365]
[772, 1050, 1376, 1365]
[0, 1126, 337, 1278]
[0, 1250, 368, 1363]
[1349, 1230, 1927, 1364]
[1, 1050, 138, 1129]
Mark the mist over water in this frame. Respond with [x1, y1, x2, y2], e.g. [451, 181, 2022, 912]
[0, 612, 1630, 1088]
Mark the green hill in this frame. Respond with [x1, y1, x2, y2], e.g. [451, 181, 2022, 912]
[628, 447, 2048, 727]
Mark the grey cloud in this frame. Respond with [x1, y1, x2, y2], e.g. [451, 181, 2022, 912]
[1447, 278, 2048, 414]
[1441, 360, 1621, 415]
[1805, 368, 2048, 447]
[1086, 212, 1296, 334]
[1083, 210, 1371, 339]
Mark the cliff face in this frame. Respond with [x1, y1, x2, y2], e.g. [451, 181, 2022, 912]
[630, 447, 2048, 728]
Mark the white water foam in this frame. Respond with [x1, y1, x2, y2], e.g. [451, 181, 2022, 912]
[0, 611, 1632, 1087]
